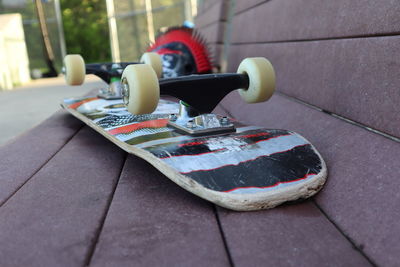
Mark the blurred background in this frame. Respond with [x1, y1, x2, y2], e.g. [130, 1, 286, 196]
[0, 0, 198, 90]
[0, 0, 200, 145]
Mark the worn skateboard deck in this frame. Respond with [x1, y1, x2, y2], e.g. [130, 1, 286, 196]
[61, 97, 327, 211]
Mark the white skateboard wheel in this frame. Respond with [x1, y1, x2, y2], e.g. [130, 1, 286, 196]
[121, 64, 160, 115]
[237, 57, 275, 103]
[140, 52, 163, 78]
[64, 54, 85, 85]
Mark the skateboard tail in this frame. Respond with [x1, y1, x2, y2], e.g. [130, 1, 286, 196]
[142, 131, 328, 211]
[137, 148, 327, 211]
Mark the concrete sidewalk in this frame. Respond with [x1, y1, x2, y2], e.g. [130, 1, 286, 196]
[0, 75, 104, 146]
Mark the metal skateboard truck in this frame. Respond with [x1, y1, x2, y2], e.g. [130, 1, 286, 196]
[121, 57, 275, 135]
[63, 53, 162, 99]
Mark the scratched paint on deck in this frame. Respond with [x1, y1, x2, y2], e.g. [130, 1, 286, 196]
[62, 97, 323, 194]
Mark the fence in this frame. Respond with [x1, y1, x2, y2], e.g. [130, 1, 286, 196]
[0, 0, 198, 84]
[107, 0, 197, 62]
[0, 13, 30, 90]
[0, 0, 64, 77]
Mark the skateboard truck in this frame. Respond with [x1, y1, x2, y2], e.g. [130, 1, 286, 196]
[97, 63, 125, 100]
[63, 53, 163, 99]
[94, 52, 163, 99]
[163, 73, 244, 135]
[120, 72, 249, 135]
[168, 101, 235, 135]
[121, 57, 276, 135]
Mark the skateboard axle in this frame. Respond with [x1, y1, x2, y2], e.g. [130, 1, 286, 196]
[159, 73, 249, 114]
[167, 101, 235, 135]
[85, 62, 140, 84]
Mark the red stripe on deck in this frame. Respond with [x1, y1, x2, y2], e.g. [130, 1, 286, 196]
[223, 173, 317, 193]
[69, 97, 98, 109]
[180, 144, 309, 174]
[178, 132, 272, 148]
[180, 134, 292, 156]
[158, 148, 226, 159]
[108, 119, 169, 135]
[165, 134, 292, 159]
[239, 133, 291, 148]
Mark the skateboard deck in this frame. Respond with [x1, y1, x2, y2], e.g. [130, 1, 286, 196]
[61, 96, 327, 211]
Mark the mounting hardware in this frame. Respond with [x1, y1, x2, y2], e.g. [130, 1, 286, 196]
[167, 102, 235, 135]
[98, 80, 124, 100]
[121, 77, 129, 104]
[169, 114, 178, 121]
[186, 120, 195, 129]
[220, 116, 230, 125]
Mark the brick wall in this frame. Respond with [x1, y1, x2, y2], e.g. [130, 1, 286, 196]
[195, 0, 400, 138]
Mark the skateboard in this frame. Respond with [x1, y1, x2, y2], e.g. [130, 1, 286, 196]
[62, 57, 327, 211]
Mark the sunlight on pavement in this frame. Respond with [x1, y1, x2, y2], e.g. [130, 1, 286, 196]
[0, 75, 104, 146]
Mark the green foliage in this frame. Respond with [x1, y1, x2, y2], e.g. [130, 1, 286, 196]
[61, 0, 111, 63]
[0, 0, 188, 70]
[113, 0, 186, 61]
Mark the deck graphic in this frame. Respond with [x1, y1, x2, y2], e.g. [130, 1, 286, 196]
[62, 97, 324, 196]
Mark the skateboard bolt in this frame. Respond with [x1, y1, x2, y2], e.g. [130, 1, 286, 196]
[121, 77, 129, 105]
[220, 117, 230, 125]
[169, 114, 177, 121]
[186, 120, 196, 128]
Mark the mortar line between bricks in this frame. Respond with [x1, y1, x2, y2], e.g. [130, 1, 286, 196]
[200, 0, 221, 15]
[217, 103, 235, 119]
[198, 20, 224, 31]
[84, 152, 128, 267]
[277, 92, 400, 144]
[0, 124, 85, 208]
[234, 0, 270, 16]
[229, 32, 400, 45]
[214, 205, 235, 267]
[312, 200, 378, 267]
